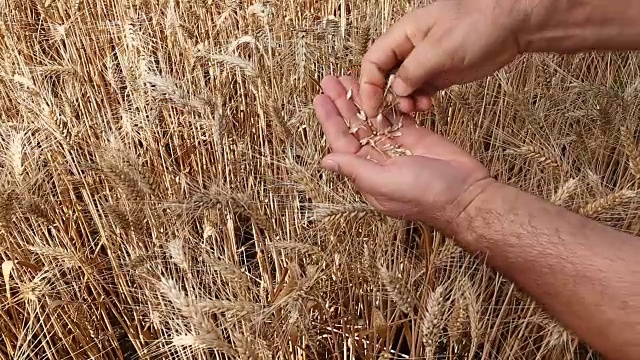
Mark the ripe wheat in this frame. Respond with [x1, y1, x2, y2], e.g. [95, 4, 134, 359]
[0, 1, 632, 359]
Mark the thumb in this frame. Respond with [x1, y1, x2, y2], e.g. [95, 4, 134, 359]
[321, 153, 384, 191]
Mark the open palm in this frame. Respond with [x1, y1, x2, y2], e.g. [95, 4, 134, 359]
[314, 76, 492, 227]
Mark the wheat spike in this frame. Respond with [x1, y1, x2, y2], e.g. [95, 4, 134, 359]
[157, 277, 199, 319]
[100, 153, 157, 203]
[420, 285, 446, 354]
[461, 277, 482, 342]
[167, 238, 188, 269]
[208, 54, 256, 76]
[377, 263, 414, 314]
[510, 145, 564, 169]
[0, 190, 17, 230]
[621, 125, 640, 181]
[551, 178, 579, 206]
[141, 73, 198, 110]
[233, 334, 257, 360]
[197, 299, 263, 316]
[19, 273, 50, 302]
[447, 291, 469, 342]
[28, 245, 82, 268]
[579, 189, 638, 218]
[5, 131, 25, 184]
[269, 242, 322, 256]
[204, 255, 250, 285]
[123, 20, 139, 50]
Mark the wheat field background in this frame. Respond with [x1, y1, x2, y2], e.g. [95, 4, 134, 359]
[0, 0, 638, 359]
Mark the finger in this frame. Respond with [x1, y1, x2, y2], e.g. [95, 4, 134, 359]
[359, 10, 431, 118]
[341, 81, 415, 156]
[397, 97, 416, 114]
[414, 93, 433, 112]
[396, 91, 435, 113]
[338, 76, 392, 132]
[321, 152, 387, 193]
[320, 76, 373, 140]
[313, 94, 360, 154]
[393, 34, 450, 97]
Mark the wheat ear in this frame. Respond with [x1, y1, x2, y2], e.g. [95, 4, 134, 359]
[579, 189, 638, 218]
[377, 263, 414, 314]
[621, 125, 640, 181]
[420, 285, 446, 355]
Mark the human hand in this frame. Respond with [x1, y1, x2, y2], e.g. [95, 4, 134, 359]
[359, 0, 527, 117]
[314, 75, 493, 229]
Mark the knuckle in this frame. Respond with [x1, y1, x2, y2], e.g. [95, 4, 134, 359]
[396, 67, 419, 87]
[404, 26, 427, 46]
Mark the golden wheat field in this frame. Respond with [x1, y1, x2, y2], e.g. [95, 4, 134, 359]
[1, 0, 639, 359]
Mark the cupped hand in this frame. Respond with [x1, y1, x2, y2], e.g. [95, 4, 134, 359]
[359, 0, 527, 116]
[314, 75, 493, 229]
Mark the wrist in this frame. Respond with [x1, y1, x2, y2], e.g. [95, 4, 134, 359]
[440, 177, 500, 238]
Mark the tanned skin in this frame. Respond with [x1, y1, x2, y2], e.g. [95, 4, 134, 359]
[313, 0, 640, 358]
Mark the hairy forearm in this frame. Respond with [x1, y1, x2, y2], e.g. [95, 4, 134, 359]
[448, 181, 640, 360]
[517, 0, 640, 52]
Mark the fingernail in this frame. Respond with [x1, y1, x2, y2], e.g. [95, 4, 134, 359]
[392, 78, 411, 96]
